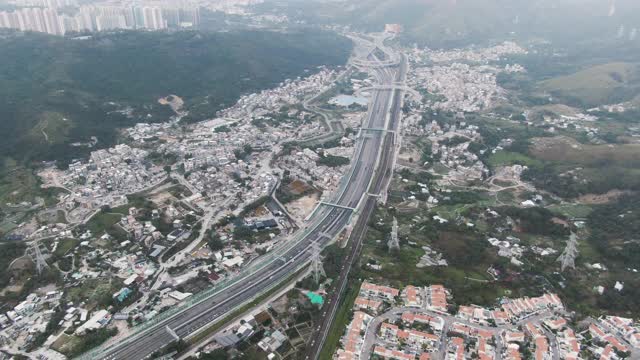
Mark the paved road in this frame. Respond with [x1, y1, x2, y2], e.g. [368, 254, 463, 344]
[300, 74, 347, 147]
[357, 307, 565, 360]
[87, 34, 401, 360]
[359, 307, 505, 360]
[305, 35, 408, 360]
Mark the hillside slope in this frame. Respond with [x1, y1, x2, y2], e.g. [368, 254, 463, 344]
[260, 0, 640, 47]
[0, 29, 352, 165]
[540, 62, 640, 106]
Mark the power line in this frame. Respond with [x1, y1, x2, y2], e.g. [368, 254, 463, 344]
[29, 240, 49, 275]
[388, 216, 399, 252]
[310, 243, 325, 284]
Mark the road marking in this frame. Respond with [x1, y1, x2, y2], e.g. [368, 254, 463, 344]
[318, 202, 356, 211]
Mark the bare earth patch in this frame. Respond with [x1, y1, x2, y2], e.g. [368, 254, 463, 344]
[576, 190, 631, 204]
[149, 191, 176, 206]
[288, 179, 311, 195]
[158, 94, 184, 114]
[285, 192, 320, 220]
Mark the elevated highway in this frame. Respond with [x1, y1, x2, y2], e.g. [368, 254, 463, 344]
[86, 34, 405, 360]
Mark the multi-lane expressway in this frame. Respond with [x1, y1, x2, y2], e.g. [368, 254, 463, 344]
[305, 45, 408, 359]
[86, 34, 405, 360]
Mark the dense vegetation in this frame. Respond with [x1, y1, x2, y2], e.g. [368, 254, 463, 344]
[523, 164, 640, 199]
[587, 195, 640, 274]
[549, 194, 640, 317]
[316, 154, 350, 168]
[0, 29, 352, 166]
[0, 242, 27, 288]
[497, 206, 570, 237]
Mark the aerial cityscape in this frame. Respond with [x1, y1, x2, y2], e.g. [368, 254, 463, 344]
[0, 0, 201, 34]
[0, 0, 639, 360]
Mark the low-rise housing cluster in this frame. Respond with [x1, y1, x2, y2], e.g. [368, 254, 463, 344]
[422, 42, 528, 64]
[333, 281, 615, 360]
[405, 42, 527, 113]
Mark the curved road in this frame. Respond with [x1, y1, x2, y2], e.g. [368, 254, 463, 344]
[87, 34, 403, 360]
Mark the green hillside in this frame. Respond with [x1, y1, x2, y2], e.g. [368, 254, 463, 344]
[0, 29, 352, 165]
[540, 62, 640, 106]
[259, 0, 640, 48]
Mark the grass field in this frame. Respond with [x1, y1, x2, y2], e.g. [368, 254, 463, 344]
[488, 151, 543, 168]
[51, 334, 78, 355]
[539, 62, 640, 105]
[54, 238, 80, 257]
[67, 278, 122, 308]
[526, 136, 640, 196]
[85, 212, 125, 238]
[548, 204, 593, 219]
[52, 328, 118, 357]
[0, 158, 41, 205]
[531, 137, 640, 167]
[26, 111, 72, 146]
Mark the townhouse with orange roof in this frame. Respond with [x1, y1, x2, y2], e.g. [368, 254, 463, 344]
[491, 310, 510, 325]
[589, 323, 630, 354]
[534, 336, 551, 360]
[501, 293, 563, 321]
[503, 330, 526, 344]
[373, 346, 415, 360]
[542, 317, 568, 332]
[450, 322, 493, 340]
[379, 322, 439, 349]
[334, 284, 640, 360]
[602, 334, 629, 354]
[557, 328, 580, 360]
[354, 296, 383, 314]
[524, 322, 552, 360]
[504, 343, 523, 360]
[477, 335, 496, 360]
[501, 331, 525, 360]
[401, 312, 445, 332]
[449, 322, 496, 359]
[599, 316, 640, 349]
[402, 285, 422, 308]
[457, 305, 491, 325]
[352, 281, 400, 315]
[425, 285, 448, 312]
[454, 292, 564, 327]
[540, 316, 580, 359]
[445, 337, 466, 360]
[598, 344, 615, 360]
[336, 311, 372, 360]
[590, 323, 607, 339]
[361, 281, 400, 302]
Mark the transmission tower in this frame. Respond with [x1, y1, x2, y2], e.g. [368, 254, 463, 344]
[310, 243, 326, 284]
[388, 217, 400, 252]
[557, 233, 578, 272]
[29, 240, 49, 275]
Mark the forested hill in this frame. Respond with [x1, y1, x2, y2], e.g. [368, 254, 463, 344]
[258, 0, 640, 48]
[0, 29, 352, 165]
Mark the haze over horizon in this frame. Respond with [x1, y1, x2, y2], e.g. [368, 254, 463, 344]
[0, 1, 639, 360]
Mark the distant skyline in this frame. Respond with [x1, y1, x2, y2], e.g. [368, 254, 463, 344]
[0, 0, 200, 35]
